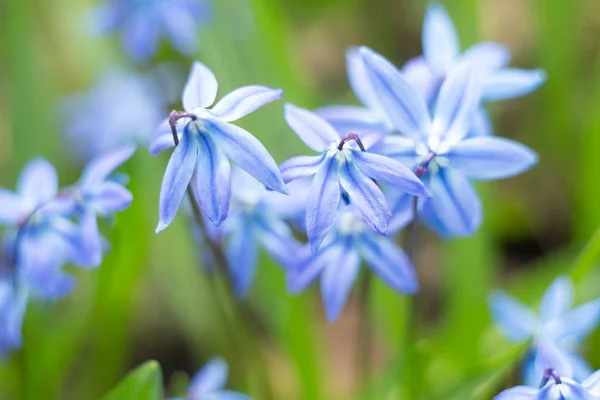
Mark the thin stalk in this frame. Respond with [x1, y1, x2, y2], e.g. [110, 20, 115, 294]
[357, 271, 372, 397]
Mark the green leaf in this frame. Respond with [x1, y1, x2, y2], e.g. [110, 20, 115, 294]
[571, 225, 600, 284]
[101, 361, 163, 400]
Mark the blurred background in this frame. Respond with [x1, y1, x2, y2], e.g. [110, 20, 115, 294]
[1, 0, 600, 399]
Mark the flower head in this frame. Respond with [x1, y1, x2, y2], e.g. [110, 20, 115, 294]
[89, 0, 212, 62]
[287, 205, 418, 321]
[280, 103, 430, 252]
[151, 61, 286, 233]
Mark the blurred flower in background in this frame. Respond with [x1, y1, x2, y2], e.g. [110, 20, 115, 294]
[0, 276, 27, 357]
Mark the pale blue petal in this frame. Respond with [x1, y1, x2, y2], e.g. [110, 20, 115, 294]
[539, 276, 573, 325]
[306, 155, 341, 252]
[225, 215, 257, 297]
[565, 352, 593, 384]
[211, 86, 283, 122]
[338, 156, 390, 235]
[346, 47, 381, 111]
[422, 2, 460, 75]
[461, 42, 511, 71]
[321, 243, 360, 321]
[533, 342, 574, 379]
[189, 358, 228, 396]
[368, 135, 418, 167]
[360, 235, 418, 293]
[350, 150, 430, 197]
[160, 4, 198, 55]
[199, 392, 252, 400]
[156, 129, 198, 233]
[315, 105, 387, 136]
[401, 56, 437, 104]
[255, 216, 298, 267]
[18, 158, 58, 206]
[150, 117, 187, 156]
[85, 3, 124, 35]
[482, 68, 547, 102]
[121, 11, 159, 62]
[279, 155, 324, 184]
[555, 298, 600, 342]
[359, 47, 432, 141]
[0, 190, 25, 225]
[79, 145, 136, 188]
[387, 191, 414, 234]
[582, 369, 600, 394]
[466, 108, 493, 138]
[287, 244, 340, 293]
[538, 379, 588, 400]
[182, 61, 218, 112]
[194, 134, 231, 225]
[493, 386, 537, 400]
[284, 103, 340, 152]
[432, 62, 482, 148]
[445, 137, 538, 180]
[75, 210, 104, 268]
[204, 118, 288, 194]
[87, 182, 133, 214]
[488, 291, 536, 342]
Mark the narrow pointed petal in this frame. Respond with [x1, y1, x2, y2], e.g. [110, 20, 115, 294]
[582, 370, 600, 394]
[150, 117, 187, 155]
[121, 12, 158, 62]
[482, 68, 546, 102]
[555, 298, 600, 342]
[466, 108, 493, 138]
[338, 157, 390, 235]
[279, 155, 324, 183]
[189, 358, 228, 396]
[204, 118, 288, 194]
[539, 276, 573, 324]
[194, 134, 231, 225]
[369, 135, 418, 167]
[360, 236, 418, 293]
[160, 4, 198, 55]
[387, 191, 414, 234]
[401, 56, 437, 103]
[156, 131, 198, 233]
[493, 386, 537, 400]
[76, 210, 104, 268]
[346, 47, 381, 111]
[18, 158, 58, 205]
[225, 216, 257, 297]
[182, 61, 218, 112]
[201, 392, 252, 400]
[255, 216, 299, 266]
[306, 155, 341, 252]
[87, 181, 133, 214]
[350, 150, 430, 197]
[210, 86, 283, 122]
[315, 105, 387, 136]
[445, 137, 538, 180]
[422, 2, 460, 75]
[284, 103, 340, 152]
[80, 145, 136, 188]
[287, 244, 340, 293]
[432, 62, 482, 147]
[0, 190, 25, 225]
[359, 47, 432, 141]
[461, 42, 511, 70]
[488, 291, 537, 342]
[321, 244, 360, 322]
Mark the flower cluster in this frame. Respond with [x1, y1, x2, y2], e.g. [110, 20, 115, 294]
[0, 147, 135, 355]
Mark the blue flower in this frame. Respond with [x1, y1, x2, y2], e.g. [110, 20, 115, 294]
[0, 276, 27, 357]
[359, 46, 538, 237]
[494, 368, 600, 400]
[89, 0, 212, 62]
[151, 61, 287, 232]
[169, 358, 252, 400]
[489, 276, 600, 386]
[287, 205, 418, 322]
[280, 103, 430, 252]
[63, 69, 163, 160]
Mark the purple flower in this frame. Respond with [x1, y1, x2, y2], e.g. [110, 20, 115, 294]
[359, 46, 537, 237]
[0, 276, 27, 357]
[89, 0, 212, 62]
[287, 205, 418, 321]
[280, 103, 430, 252]
[168, 358, 252, 400]
[151, 61, 287, 233]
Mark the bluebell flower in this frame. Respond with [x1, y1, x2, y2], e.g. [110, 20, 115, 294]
[0, 276, 27, 357]
[359, 46, 538, 237]
[489, 276, 600, 386]
[287, 205, 418, 321]
[64, 69, 163, 160]
[89, 0, 212, 62]
[494, 367, 600, 400]
[151, 61, 287, 232]
[169, 358, 252, 400]
[280, 103, 430, 252]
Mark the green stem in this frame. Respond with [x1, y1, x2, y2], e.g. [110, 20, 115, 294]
[357, 272, 372, 397]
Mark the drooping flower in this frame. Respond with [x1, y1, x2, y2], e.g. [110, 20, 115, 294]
[0, 275, 27, 357]
[151, 61, 287, 233]
[489, 276, 600, 386]
[287, 204, 418, 321]
[280, 103, 430, 252]
[63, 69, 163, 159]
[169, 358, 252, 400]
[359, 46, 537, 237]
[494, 367, 600, 400]
[88, 0, 212, 62]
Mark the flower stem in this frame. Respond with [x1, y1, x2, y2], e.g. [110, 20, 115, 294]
[357, 271, 372, 396]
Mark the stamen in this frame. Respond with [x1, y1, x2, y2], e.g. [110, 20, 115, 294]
[169, 110, 197, 146]
[415, 151, 436, 178]
[338, 132, 366, 152]
[539, 367, 562, 388]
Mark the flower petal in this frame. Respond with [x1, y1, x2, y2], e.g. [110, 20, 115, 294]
[79, 145, 136, 188]
[0, 190, 25, 225]
[488, 291, 536, 342]
[121, 11, 159, 62]
[482, 68, 546, 102]
[149, 117, 187, 156]
[225, 215, 257, 297]
[284, 103, 340, 152]
[306, 154, 341, 252]
[87, 181, 133, 214]
[195, 134, 231, 225]
[315, 105, 387, 137]
[369, 135, 418, 167]
[321, 243, 360, 322]
[350, 150, 430, 197]
[582, 369, 600, 394]
[255, 215, 299, 267]
[200, 391, 253, 400]
[360, 235, 418, 293]
[422, 2, 460, 75]
[160, 3, 198, 55]
[466, 108, 493, 138]
[359, 47, 432, 141]
[493, 386, 537, 400]
[210, 86, 283, 122]
[182, 61, 218, 112]
[346, 47, 382, 111]
[554, 298, 600, 343]
[204, 118, 288, 195]
[279, 155, 325, 184]
[338, 156, 390, 235]
[445, 137, 538, 180]
[387, 191, 414, 234]
[461, 42, 511, 71]
[189, 358, 228, 396]
[287, 244, 339, 293]
[539, 276, 573, 325]
[401, 56, 437, 104]
[156, 129, 198, 233]
[18, 158, 58, 206]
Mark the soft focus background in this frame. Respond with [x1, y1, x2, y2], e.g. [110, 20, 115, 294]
[1, 0, 600, 399]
